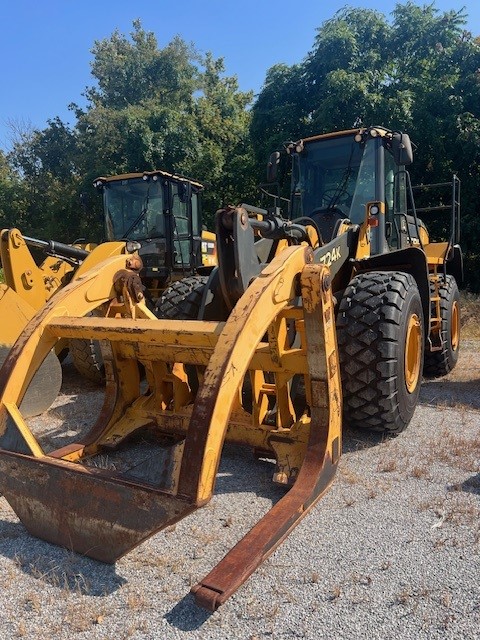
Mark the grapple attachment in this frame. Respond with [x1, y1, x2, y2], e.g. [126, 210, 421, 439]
[0, 245, 341, 609]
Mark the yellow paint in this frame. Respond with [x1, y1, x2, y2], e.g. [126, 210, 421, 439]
[0, 232, 341, 524]
[404, 313, 422, 393]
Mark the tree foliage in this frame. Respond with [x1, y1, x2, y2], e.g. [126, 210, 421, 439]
[3, 118, 81, 238]
[1, 7, 480, 288]
[1, 21, 255, 238]
[250, 2, 480, 289]
[0, 150, 29, 229]
[72, 22, 255, 227]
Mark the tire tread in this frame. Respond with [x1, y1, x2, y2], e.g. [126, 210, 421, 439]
[337, 271, 423, 435]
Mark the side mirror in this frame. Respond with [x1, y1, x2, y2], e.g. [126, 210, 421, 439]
[266, 151, 281, 183]
[392, 132, 413, 166]
[178, 182, 192, 204]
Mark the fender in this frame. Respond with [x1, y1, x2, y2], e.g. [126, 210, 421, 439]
[447, 244, 463, 285]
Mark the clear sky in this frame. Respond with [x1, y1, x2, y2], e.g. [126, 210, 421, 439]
[0, 0, 478, 151]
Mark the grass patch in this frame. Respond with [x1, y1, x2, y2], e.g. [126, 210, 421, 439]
[460, 291, 480, 339]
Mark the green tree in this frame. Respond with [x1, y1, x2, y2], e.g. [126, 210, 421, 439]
[74, 26, 201, 177]
[306, 8, 393, 131]
[251, 2, 480, 289]
[0, 150, 29, 230]
[250, 63, 309, 167]
[74, 21, 254, 227]
[7, 118, 83, 239]
[192, 53, 255, 219]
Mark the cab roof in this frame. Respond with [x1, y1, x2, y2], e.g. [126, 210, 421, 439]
[302, 126, 392, 144]
[94, 169, 204, 190]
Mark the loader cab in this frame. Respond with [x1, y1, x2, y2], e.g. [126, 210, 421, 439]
[94, 170, 206, 298]
[289, 127, 419, 255]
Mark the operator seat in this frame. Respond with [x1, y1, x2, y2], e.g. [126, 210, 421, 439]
[310, 208, 347, 243]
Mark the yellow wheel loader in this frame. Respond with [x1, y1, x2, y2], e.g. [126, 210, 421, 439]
[0, 169, 216, 392]
[71, 169, 217, 381]
[0, 126, 461, 609]
[0, 229, 114, 415]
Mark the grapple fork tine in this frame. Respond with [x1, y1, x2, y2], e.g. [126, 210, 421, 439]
[191, 263, 342, 609]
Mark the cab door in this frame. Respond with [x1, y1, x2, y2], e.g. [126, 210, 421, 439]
[169, 181, 194, 273]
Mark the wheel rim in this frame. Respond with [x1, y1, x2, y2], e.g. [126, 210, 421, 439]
[405, 313, 422, 393]
[451, 300, 460, 351]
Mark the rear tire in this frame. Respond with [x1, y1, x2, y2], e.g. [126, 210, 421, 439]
[69, 337, 104, 384]
[336, 271, 424, 435]
[155, 275, 208, 320]
[423, 275, 460, 378]
[155, 275, 209, 396]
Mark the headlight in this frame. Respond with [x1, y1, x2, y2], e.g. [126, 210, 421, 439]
[126, 240, 141, 253]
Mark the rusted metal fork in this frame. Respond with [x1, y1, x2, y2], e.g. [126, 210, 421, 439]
[191, 261, 342, 609]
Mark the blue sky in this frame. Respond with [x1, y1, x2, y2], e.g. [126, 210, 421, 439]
[1, 0, 478, 151]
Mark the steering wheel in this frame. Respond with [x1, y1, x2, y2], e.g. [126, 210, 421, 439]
[321, 188, 351, 213]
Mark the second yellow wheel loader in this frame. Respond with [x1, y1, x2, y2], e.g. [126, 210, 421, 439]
[94, 169, 217, 302]
[0, 169, 217, 396]
[0, 229, 123, 414]
[0, 126, 462, 609]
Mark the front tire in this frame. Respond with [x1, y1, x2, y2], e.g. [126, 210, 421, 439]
[69, 337, 104, 384]
[336, 271, 424, 435]
[155, 275, 209, 396]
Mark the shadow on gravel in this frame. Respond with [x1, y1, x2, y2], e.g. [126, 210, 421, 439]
[58, 360, 104, 395]
[0, 521, 126, 595]
[214, 443, 286, 500]
[165, 593, 213, 630]
[419, 378, 480, 410]
[216, 429, 390, 496]
[448, 473, 480, 496]
[341, 426, 387, 453]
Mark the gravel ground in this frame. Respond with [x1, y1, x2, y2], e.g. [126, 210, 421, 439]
[0, 341, 479, 640]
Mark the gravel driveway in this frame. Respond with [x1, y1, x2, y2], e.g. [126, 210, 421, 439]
[0, 341, 478, 639]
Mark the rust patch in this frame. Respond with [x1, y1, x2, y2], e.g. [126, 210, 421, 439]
[0, 451, 197, 562]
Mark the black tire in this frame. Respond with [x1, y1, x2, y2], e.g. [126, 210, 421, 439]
[155, 275, 209, 320]
[423, 275, 460, 378]
[155, 275, 209, 396]
[69, 337, 104, 384]
[336, 271, 424, 435]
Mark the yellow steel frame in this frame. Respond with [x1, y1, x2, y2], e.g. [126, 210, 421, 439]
[0, 245, 341, 609]
[0, 227, 76, 309]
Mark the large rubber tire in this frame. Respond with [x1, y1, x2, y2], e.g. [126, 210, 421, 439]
[69, 337, 105, 384]
[336, 271, 424, 435]
[155, 275, 209, 396]
[423, 275, 460, 378]
[155, 275, 209, 320]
